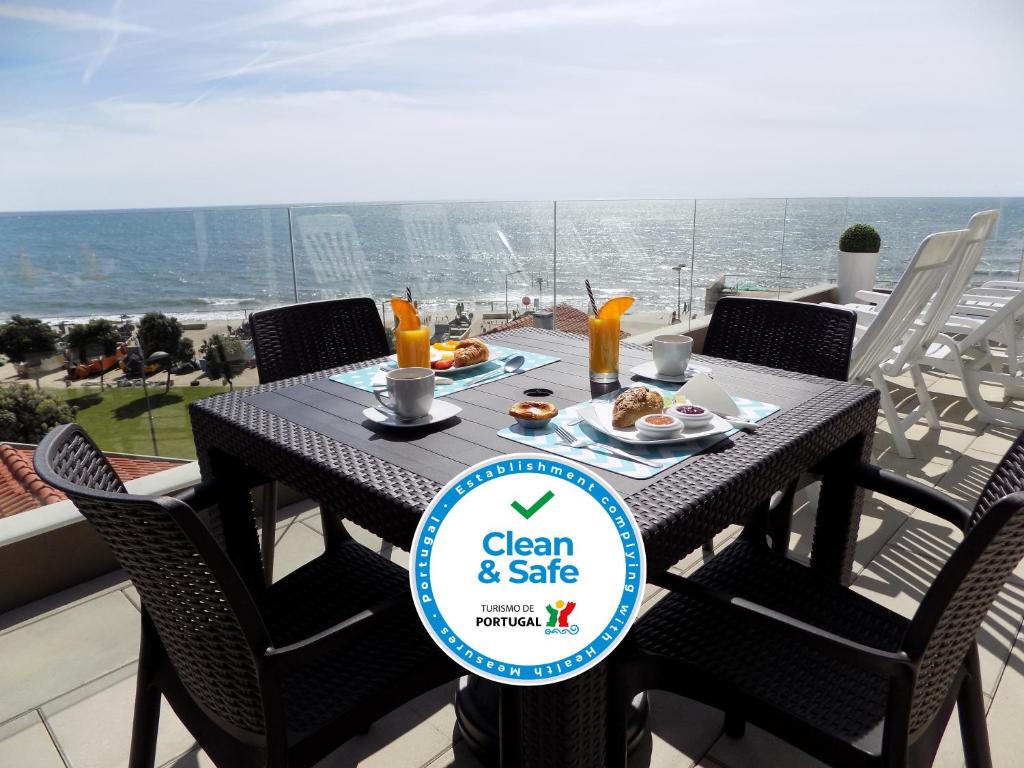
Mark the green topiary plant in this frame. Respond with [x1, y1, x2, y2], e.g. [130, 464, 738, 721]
[839, 224, 881, 253]
[0, 315, 58, 364]
[0, 384, 77, 443]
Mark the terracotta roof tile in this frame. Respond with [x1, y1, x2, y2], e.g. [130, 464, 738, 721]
[481, 303, 631, 339]
[0, 443, 186, 519]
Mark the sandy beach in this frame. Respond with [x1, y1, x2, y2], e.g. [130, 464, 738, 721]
[0, 320, 257, 392]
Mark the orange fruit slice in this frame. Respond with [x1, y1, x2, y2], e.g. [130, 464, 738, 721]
[597, 296, 634, 320]
[390, 297, 420, 329]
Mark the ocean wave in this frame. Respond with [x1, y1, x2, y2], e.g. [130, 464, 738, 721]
[190, 296, 259, 307]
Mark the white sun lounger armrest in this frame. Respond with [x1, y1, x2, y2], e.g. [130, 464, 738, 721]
[821, 301, 880, 327]
[953, 302, 1000, 316]
[980, 280, 1024, 290]
[853, 289, 892, 305]
[963, 287, 1019, 299]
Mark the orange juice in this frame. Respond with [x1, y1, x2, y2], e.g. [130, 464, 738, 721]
[396, 327, 430, 368]
[588, 316, 620, 382]
[390, 296, 430, 368]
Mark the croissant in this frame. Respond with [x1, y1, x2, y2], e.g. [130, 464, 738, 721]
[454, 338, 489, 367]
[612, 387, 665, 428]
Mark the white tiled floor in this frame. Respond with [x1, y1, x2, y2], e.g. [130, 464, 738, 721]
[2, 367, 1024, 767]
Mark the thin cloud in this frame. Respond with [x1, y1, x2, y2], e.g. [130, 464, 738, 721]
[82, 0, 126, 84]
[0, 2, 149, 33]
[205, 1, 692, 80]
[184, 44, 279, 110]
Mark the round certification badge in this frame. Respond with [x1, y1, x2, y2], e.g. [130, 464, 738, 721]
[409, 453, 646, 686]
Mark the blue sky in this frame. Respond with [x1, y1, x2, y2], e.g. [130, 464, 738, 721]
[1, 0, 1022, 211]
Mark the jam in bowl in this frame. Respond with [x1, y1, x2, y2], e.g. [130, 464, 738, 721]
[635, 412, 683, 438]
[674, 404, 714, 427]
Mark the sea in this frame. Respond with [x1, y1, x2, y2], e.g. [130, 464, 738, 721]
[1, 198, 1022, 325]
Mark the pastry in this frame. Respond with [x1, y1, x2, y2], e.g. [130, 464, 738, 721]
[509, 401, 558, 421]
[454, 337, 489, 367]
[612, 387, 665, 428]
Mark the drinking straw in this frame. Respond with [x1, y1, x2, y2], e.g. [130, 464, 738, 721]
[406, 287, 413, 302]
[585, 280, 598, 316]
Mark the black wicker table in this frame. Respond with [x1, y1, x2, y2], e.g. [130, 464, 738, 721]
[190, 327, 879, 768]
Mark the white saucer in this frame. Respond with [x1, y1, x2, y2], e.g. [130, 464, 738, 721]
[629, 360, 712, 384]
[362, 400, 462, 428]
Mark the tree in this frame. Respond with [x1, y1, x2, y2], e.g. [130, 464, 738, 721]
[138, 312, 187, 362]
[201, 334, 246, 390]
[0, 315, 58, 364]
[66, 318, 121, 389]
[176, 337, 195, 363]
[0, 384, 76, 443]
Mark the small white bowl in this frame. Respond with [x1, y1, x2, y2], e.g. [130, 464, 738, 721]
[673, 404, 714, 427]
[635, 412, 683, 438]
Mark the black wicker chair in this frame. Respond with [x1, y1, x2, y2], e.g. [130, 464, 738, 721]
[249, 297, 391, 581]
[250, 297, 389, 385]
[35, 424, 459, 768]
[701, 297, 858, 555]
[609, 432, 1024, 768]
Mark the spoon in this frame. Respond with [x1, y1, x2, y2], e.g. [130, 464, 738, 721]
[473, 355, 525, 384]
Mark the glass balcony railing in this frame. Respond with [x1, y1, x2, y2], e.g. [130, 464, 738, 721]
[1, 197, 1023, 494]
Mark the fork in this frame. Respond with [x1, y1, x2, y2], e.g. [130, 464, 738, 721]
[553, 424, 662, 468]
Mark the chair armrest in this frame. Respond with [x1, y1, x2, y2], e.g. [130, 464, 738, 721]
[260, 595, 407, 673]
[174, 480, 225, 512]
[853, 463, 971, 532]
[651, 571, 915, 677]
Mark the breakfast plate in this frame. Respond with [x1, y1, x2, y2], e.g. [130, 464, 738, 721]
[386, 348, 442, 365]
[576, 403, 731, 446]
[629, 360, 712, 384]
[443, 356, 504, 375]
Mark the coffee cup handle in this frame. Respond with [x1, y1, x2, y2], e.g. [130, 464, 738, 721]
[373, 388, 396, 414]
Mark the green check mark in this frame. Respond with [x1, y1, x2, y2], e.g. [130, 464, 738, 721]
[511, 490, 554, 520]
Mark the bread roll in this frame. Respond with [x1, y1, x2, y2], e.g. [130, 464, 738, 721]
[612, 387, 665, 428]
[454, 338, 489, 367]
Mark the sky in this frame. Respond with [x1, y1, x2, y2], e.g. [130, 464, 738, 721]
[1, 0, 1022, 212]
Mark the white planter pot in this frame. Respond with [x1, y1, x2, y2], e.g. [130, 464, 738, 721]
[836, 250, 881, 304]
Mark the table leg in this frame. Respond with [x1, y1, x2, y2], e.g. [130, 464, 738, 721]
[196, 447, 265, 592]
[456, 669, 649, 768]
[810, 430, 872, 585]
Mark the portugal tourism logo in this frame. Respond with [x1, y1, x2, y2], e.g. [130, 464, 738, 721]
[409, 454, 646, 686]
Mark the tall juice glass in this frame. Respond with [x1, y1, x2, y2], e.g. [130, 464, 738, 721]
[391, 297, 431, 368]
[396, 326, 430, 368]
[588, 316, 620, 383]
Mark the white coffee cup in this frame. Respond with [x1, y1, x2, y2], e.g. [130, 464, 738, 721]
[374, 367, 435, 421]
[652, 334, 693, 376]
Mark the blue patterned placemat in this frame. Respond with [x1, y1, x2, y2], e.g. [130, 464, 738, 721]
[498, 390, 779, 479]
[328, 345, 559, 398]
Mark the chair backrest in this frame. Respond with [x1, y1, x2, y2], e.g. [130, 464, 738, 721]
[956, 210, 999, 293]
[848, 228, 968, 381]
[703, 297, 857, 381]
[250, 297, 389, 384]
[904, 210, 1000, 360]
[902, 431, 1024, 735]
[34, 424, 270, 736]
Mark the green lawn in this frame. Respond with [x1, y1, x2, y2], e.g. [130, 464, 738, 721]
[55, 385, 228, 460]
